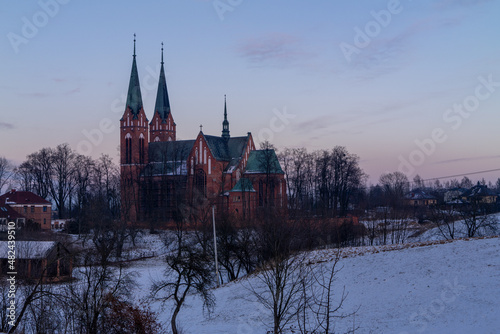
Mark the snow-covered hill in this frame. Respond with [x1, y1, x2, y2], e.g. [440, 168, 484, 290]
[130, 236, 500, 334]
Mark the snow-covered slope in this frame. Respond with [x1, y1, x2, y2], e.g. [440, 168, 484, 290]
[132, 237, 500, 334]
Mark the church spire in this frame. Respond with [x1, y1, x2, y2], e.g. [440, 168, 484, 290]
[222, 95, 230, 139]
[125, 34, 143, 117]
[153, 42, 171, 121]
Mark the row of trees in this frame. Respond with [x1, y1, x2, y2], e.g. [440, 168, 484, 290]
[1, 144, 120, 222]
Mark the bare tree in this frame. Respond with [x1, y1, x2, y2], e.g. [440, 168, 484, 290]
[429, 204, 458, 240]
[0, 156, 13, 193]
[151, 219, 215, 334]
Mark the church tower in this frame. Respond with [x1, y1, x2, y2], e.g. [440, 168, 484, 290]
[120, 35, 149, 222]
[150, 43, 176, 142]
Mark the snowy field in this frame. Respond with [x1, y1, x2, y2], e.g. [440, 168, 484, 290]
[126, 235, 500, 334]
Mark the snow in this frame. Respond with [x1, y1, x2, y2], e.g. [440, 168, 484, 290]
[126, 235, 500, 334]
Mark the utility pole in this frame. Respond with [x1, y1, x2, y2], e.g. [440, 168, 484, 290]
[212, 205, 220, 286]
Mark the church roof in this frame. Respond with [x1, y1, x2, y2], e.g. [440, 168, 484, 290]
[124, 37, 143, 119]
[244, 150, 284, 174]
[152, 46, 171, 123]
[203, 135, 248, 162]
[148, 140, 195, 163]
[229, 178, 256, 192]
[143, 140, 195, 176]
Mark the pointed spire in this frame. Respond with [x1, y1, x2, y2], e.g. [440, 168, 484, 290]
[125, 34, 143, 117]
[222, 94, 230, 139]
[153, 43, 171, 121]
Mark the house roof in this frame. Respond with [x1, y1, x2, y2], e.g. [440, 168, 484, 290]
[244, 150, 284, 174]
[404, 189, 436, 200]
[0, 190, 51, 205]
[0, 205, 24, 220]
[0, 241, 58, 259]
[462, 184, 497, 198]
[230, 178, 256, 192]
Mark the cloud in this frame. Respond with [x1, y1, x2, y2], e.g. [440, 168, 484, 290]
[17, 92, 51, 98]
[434, 155, 500, 165]
[0, 122, 14, 130]
[434, 0, 493, 9]
[291, 115, 334, 133]
[237, 33, 315, 68]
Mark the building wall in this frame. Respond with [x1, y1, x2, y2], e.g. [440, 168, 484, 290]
[10, 204, 51, 229]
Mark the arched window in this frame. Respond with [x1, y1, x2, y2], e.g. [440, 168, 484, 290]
[125, 133, 132, 164]
[204, 148, 207, 165]
[154, 137, 160, 142]
[139, 133, 145, 164]
[208, 157, 211, 175]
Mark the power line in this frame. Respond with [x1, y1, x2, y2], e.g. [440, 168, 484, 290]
[422, 168, 500, 183]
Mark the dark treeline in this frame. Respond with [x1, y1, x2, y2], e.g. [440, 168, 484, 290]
[9, 143, 120, 223]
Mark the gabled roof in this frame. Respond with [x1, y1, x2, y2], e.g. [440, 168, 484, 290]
[0, 190, 50, 205]
[0, 241, 68, 259]
[203, 135, 248, 162]
[244, 149, 284, 174]
[230, 178, 256, 192]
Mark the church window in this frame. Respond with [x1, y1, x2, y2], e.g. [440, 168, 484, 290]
[195, 169, 206, 197]
[125, 133, 132, 164]
[208, 157, 211, 175]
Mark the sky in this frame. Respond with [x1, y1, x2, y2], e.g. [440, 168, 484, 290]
[1, 0, 500, 185]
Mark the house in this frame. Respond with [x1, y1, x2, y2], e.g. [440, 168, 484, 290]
[461, 183, 497, 204]
[444, 187, 467, 204]
[0, 241, 72, 282]
[404, 189, 437, 206]
[0, 189, 52, 230]
[120, 39, 286, 223]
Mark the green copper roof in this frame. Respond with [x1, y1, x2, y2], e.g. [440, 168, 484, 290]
[125, 55, 143, 118]
[245, 149, 284, 174]
[153, 50, 171, 122]
[230, 178, 255, 192]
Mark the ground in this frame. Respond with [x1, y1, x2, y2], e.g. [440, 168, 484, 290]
[123, 233, 500, 333]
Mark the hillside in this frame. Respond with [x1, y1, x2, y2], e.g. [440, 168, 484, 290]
[130, 236, 500, 334]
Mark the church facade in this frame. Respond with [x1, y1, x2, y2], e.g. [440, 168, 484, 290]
[120, 40, 287, 224]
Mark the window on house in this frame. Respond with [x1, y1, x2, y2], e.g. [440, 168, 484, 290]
[31, 206, 35, 213]
[43, 206, 47, 212]
[24, 206, 27, 213]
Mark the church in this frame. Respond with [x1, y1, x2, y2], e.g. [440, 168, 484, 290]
[120, 39, 287, 224]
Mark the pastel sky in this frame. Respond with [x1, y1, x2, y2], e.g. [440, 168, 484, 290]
[1, 0, 500, 184]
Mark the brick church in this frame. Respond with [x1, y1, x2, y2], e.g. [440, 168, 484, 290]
[120, 39, 286, 224]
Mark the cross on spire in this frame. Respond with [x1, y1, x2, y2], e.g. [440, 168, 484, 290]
[200, 124, 203, 132]
[133, 33, 136, 57]
[161, 42, 164, 65]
